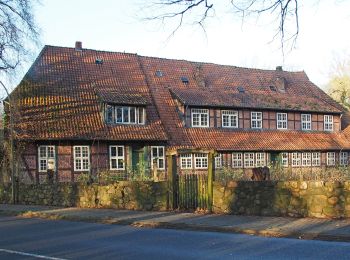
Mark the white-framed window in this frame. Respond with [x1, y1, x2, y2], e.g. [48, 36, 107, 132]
[244, 153, 255, 168]
[38, 145, 55, 172]
[215, 154, 222, 169]
[324, 115, 333, 131]
[180, 154, 192, 169]
[232, 153, 243, 168]
[110, 106, 145, 125]
[277, 113, 288, 130]
[151, 146, 165, 169]
[327, 152, 336, 166]
[340, 152, 349, 166]
[312, 152, 321, 166]
[74, 146, 90, 171]
[138, 107, 145, 124]
[292, 152, 301, 167]
[255, 153, 266, 167]
[281, 153, 288, 167]
[109, 145, 125, 170]
[222, 110, 238, 128]
[301, 114, 311, 130]
[302, 152, 311, 166]
[106, 104, 114, 123]
[194, 153, 208, 169]
[191, 108, 209, 127]
[251, 112, 262, 129]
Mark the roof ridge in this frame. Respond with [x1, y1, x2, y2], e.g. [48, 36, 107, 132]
[43, 44, 305, 75]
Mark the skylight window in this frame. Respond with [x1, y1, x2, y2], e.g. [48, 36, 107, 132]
[181, 76, 189, 84]
[95, 58, 103, 64]
[237, 86, 245, 93]
[155, 70, 163, 77]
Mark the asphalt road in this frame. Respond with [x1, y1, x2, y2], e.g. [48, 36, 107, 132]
[0, 216, 350, 260]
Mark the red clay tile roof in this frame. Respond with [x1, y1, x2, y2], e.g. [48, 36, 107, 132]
[11, 46, 167, 141]
[170, 87, 340, 113]
[184, 129, 350, 151]
[10, 45, 350, 150]
[138, 55, 350, 150]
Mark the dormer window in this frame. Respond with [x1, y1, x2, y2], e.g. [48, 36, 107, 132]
[191, 108, 209, 127]
[222, 110, 238, 128]
[251, 112, 262, 129]
[276, 113, 288, 129]
[301, 114, 311, 130]
[324, 115, 333, 131]
[105, 104, 145, 125]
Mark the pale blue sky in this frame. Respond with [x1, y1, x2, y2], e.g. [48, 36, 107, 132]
[25, 0, 350, 90]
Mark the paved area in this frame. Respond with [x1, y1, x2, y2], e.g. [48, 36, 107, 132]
[1, 216, 350, 259]
[1, 204, 350, 242]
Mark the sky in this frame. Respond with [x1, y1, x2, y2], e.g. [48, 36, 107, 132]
[16, 0, 350, 91]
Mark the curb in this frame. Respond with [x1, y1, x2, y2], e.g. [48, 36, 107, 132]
[1, 210, 350, 243]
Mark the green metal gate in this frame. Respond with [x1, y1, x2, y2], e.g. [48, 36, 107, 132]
[175, 173, 209, 210]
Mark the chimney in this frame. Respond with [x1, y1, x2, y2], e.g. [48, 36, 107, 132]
[75, 41, 82, 51]
[276, 66, 283, 71]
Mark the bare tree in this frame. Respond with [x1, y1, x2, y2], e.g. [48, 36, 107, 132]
[145, 0, 300, 50]
[0, 0, 39, 76]
[0, 0, 39, 202]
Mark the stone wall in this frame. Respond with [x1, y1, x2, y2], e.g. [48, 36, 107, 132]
[213, 181, 350, 218]
[3, 180, 350, 219]
[0, 181, 168, 211]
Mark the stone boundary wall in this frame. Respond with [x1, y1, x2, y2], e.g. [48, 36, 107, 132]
[2, 181, 350, 218]
[0, 181, 168, 211]
[213, 181, 350, 218]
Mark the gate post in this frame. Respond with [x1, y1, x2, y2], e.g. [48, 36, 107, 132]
[207, 150, 214, 212]
[167, 153, 177, 210]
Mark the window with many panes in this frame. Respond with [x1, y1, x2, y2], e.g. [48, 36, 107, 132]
[277, 113, 288, 129]
[105, 105, 145, 125]
[222, 110, 238, 128]
[292, 152, 301, 166]
[191, 108, 209, 127]
[151, 146, 165, 169]
[255, 153, 266, 167]
[109, 146, 125, 170]
[302, 152, 311, 166]
[312, 152, 321, 166]
[215, 154, 222, 169]
[232, 153, 243, 168]
[194, 153, 208, 169]
[301, 114, 311, 130]
[74, 146, 90, 171]
[327, 152, 335, 166]
[106, 105, 114, 123]
[244, 153, 255, 168]
[116, 106, 145, 124]
[281, 153, 288, 167]
[340, 152, 348, 166]
[324, 115, 333, 131]
[251, 112, 262, 129]
[180, 154, 192, 169]
[38, 146, 55, 172]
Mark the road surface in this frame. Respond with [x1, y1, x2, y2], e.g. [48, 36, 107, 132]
[0, 216, 349, 259]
